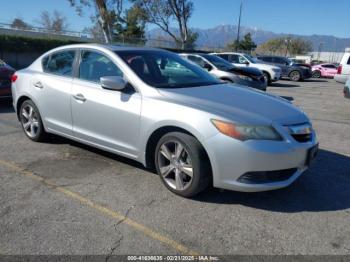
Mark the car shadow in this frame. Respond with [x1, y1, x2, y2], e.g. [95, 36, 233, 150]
[304, 79, 328, 83]
[192, 149, 350, 213]
[0, 100, 15, 113]
[46, 135, 350, 213]
[45, 134, 149, 172]
[269, 83, 299, 88]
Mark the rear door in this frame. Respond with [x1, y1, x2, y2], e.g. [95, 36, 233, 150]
[322, 64, 337, 77]
[71, 49, 141, 158]
[272, 57, 288, 76]
[33, 49, 76, 135]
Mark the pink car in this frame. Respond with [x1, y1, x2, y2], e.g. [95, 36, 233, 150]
[312, 63, 338, 78]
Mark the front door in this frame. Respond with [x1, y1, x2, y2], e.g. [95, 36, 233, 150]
[71, 50, 141, 158]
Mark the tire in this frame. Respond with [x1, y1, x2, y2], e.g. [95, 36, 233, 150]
[263, 72, 271, 85]
[19, 100, 47, 142]
[289, 70, 301, 81]
[312, 70, 321, 78]
[154, 132, 211, 197]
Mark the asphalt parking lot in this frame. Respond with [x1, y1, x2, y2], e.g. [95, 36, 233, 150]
[0, 79, 349, 256]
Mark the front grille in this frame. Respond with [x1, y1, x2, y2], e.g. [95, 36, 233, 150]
[237, 168, 297, 184]
[291, 133, 312, 143]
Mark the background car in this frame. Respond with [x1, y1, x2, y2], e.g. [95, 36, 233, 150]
[335, 50, 350, 84]
[211, 52, 281, 85]
[311, 63, 338, 78]
[0, 59, 15, 100]
[180, 53, 267, 91]
[344, 78, 350, 98]
[257, 55, 312, 81]
[12, 44, 318, 197]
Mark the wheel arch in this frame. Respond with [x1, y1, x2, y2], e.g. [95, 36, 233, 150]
[262, 70, 271, 80]
[16, 95, 32, 120]
[144, 125, 212, 175]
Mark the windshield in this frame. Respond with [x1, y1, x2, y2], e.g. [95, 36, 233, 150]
[244, 54, 257, 64]
[116, 50, 220, 88]
[201, 54, 234, 70]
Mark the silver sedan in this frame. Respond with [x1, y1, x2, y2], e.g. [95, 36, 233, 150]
[11, 44, 318, 197]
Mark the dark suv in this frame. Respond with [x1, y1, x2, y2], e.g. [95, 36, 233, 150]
[257, 56, 312, 81]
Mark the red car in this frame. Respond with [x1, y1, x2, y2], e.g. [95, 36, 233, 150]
[312, 63, 338, 78]
[0, 59, 15, 99]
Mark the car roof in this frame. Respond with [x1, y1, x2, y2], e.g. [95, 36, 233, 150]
[258, 55, 285, 58]
[49, 43, 167, 52]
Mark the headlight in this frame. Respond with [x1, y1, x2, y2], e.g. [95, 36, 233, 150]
[237, 74, 253, 82]
[211, 119, 282, 141]
[272, 68, 280, 72]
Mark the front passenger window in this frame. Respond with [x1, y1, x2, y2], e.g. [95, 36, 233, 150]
[79, 51, 123, 83]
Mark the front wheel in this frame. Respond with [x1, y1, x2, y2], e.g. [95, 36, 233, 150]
[312, 70, 321, 78]
[19, 100, 47, 142]
[155, 132, 211, 197]
[263, 72, 271, 85]
[289, 70, 301, 81]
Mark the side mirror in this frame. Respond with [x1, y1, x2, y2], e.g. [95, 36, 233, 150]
[203, 63, 213, 71]
[100, 76, 127, 91]
[244, 61, 249, 65]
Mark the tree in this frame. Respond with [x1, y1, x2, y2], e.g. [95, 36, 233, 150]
[114, 4, 147, 42]
[134, 0, 197, 49]
[68, 0, 124, 43]
[36, 11, 69, 32]
[256, 36, 312, 56]
[226, 33, 256, 52]
[11, 18, 32, 30]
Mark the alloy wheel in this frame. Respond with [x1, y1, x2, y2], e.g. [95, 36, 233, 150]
[290, 71, 301, 81]
[21, 104, 39, 138]
[157, 141, 193, 191]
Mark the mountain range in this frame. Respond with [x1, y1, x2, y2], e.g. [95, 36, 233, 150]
[147, 25, 350, 52]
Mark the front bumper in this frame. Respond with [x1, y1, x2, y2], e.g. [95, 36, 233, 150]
[204, 128, 318, 192]
[270, 71, 281, 82]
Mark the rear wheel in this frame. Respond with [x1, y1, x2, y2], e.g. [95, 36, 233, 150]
[312, 70, 321, 78]
[289, 70, 301, 81]
[19, 100, 46, 142]
[155, 132, 211, 197]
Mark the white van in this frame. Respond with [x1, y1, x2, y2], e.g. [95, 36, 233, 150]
[335, 49, 350, 83]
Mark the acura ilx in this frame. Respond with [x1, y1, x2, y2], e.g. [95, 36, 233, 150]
[11, 44, 318, 197]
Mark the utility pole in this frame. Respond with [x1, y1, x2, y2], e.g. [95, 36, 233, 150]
[236, 0, 243, 51]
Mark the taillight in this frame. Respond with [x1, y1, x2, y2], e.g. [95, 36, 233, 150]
[11, 74, 17, 83]
[337, 65, 342, 74]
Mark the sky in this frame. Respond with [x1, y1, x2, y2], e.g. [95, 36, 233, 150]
[0, 0, 349, 38]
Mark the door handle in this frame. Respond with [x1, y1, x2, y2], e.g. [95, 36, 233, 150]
[34, 81, 43, 89]
[73, 93, 87, 102]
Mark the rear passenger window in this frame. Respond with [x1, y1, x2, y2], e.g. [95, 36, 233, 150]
[42, 50, 75, 76]
[79, 51, 123, 83]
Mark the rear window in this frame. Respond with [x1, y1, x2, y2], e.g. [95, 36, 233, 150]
[42, 50, 75, 77]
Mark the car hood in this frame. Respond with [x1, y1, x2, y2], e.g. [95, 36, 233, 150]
[158, 84, 308, 125]
[252, 62, 280, 71]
